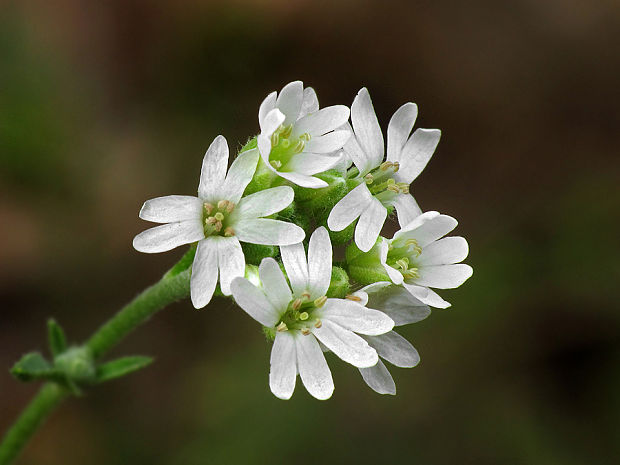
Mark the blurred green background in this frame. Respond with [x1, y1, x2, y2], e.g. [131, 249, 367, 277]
[1, 1, 619, 464]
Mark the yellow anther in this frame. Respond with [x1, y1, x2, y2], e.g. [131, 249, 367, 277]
[392, 161, 400, 172]
[346, 294, 362, 302]
[225, 202, 235, 213]
[387, 184, 400, 193]
[314, 319, 322, 329]
[206, 216, 218, 225]
[387, 178, 396, 185]
[214, 212, 224, 221]
[293, 140, 305, 153]
[224, 227, 235, 237]
[395, 258, 409, 270]
[217, 200, 228, 210]
[313, 296, 327, 308]
[380, 161, 394, 171]
[292, 298, 303, 311]
[270, 160, 282, 169]
[213, 221, 223, 232]
[280, 124, 293, 138]
[301, 328, 311, 335]
[271, 132, 280, 146]
[299, 132, 311, 142]
[276, 321, 288, 332]
[299, 312, 309, 321]
[301, 291, 311, 300]
[203, 202, 214, 215]
[364, 173, 374, 184]
[402, 268, 420, 280]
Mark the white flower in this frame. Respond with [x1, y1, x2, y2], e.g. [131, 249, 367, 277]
[376, 211, 473, 309]
[327, 87, 441, 252]
[133, 135, 305, 309]
[257, 81, 351, 188]
[352, 282, 430, 395]
[230, 227, 394, 400]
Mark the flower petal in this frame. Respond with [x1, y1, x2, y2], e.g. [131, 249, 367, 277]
[327, 182, 372, 231]
[361, 284, 431, 326]
[133, 220, 204, 254]
[359, 360, 396, 395]
[355, 197, 387, 252]
[190, 238, 219, 309]
[231, 186, 294, 220]
[272, 170, 328, 188]
[260, 108, 286, 140]
[276, 80, 304, 125]
[299, 87, 319, 118]
[284, 152, 342, 176]
[230, 277, 280, 327]
[280, 242, 309, 297]
[416, 264, 473, 289]
[293, 105, 350, 137]
[259, 257, 293, 311]
[198, 135, 229, 202]
[320, 299, 394, 336]
[364, 331, 420, 368]
[379, 240, 405, 284]
[393, 193, 423, 228]
[258, 91, 277, 129]
[270, 331, 297, 400]
[343, 131, 375, 175]
[418, 236, 469, 266]
[234, 218, 305, 246]
[296, 334, 334, 400]
[312, 319, 378, 368]
[402, 282, 451, 309]
[394, 212, 458, 248]
[395, 128, 441, 184]
[307, 227, 332, 299]
[304, 130, 351, 154]
[138, 195, 203, 223]
[216, 236, 245, 296]
[220, 148, 259, 203]
[351, 88, 384, 169]
[387, 102, 418, 162]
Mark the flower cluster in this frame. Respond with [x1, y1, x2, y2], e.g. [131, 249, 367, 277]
[134, 81, 472, 399]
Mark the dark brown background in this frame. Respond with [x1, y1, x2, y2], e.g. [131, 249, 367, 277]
[1, 1, 619, 464]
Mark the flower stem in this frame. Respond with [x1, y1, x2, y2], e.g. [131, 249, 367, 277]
[0, 267, 191, 465]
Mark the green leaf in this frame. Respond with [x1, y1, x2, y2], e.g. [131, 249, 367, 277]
[96, 356, 154, 383]
[11, 352, 55, 382]
[47, 319, 67, 357]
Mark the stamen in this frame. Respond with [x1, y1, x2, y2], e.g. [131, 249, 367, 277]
[217, 200, 228, 210]
[406, 239, 422, 256]
[301, 291, 311, 300]
[395, 258, 409, 270]
[392, 161, 400, 172]
[280, 125, 293, 138]
[206, 216, 218, 225]
[270, 132, 280, 146]
[213, 221, 223, 232]
[292, 298, 303, 311]
[314, 319, 322, 328]
[276, 322, 288, 332]
[364, 173, 374, 185]
[203, 203, 214, 215]
[402, 268, 420, 280]
[380, 161, 393, 171]
[299, 312, 309, 321]
[301, 328, 311, 336]
[293, 140, 305, 153]
[299, 132, 311, 142]
[387, 184, 400, 193]
[270, 160, 282, 169]
[224, 227, 235, 237]
[345, 295, 362, 302]
[313, 296, 327, 308]
[225, 202, 235, 213]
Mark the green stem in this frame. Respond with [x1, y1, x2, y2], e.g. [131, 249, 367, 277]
[0, 267, 191, 465]
[0, 383, 68, 465]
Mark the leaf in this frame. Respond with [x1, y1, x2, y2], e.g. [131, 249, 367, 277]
[47, 319, 67, 357]
[11, 352, 55, 382]
[96, 356, 154, 383]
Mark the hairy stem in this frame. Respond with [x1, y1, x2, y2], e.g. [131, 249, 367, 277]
[0, 267, 191, 465]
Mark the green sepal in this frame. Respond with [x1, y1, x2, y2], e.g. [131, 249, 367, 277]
[244, 157, 277, 195]
[241, 243, 278, 265]
[11, 352, 56, 383]
[326, 266, 350, 298]
[277, 201, 310, 234]
[239, 136, 257, 154]
[47, 319, 67, 358]
[164, 244, 197, 279]
[345, 240, 391, 285]
[262, 326, 276, 342]
[294, 170, 348, 208]
[53, 347, 97, 385]
[95, 356, 154, 383]
[320, 217, 356, 246]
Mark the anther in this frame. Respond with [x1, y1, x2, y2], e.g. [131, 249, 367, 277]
[292, 298, 303, 311]
[346, 294, 362, 302]
[271, 132, 280, 146]
[206, 216, 218, 225]
[314, 319, 322, 328]
[395, 258, 409, 270]
[293, 140, 305, 153]
[280, 125, 293, 138]
[364, 173, 374, 184]
[217, 200, 228, 210]
[301, 328, 311, 336]
[276, 322, 288, 332]
[301, 291, 311, 300]
[299, 312, 309, 321]
[213, 221, 223, 232]
[299, 132, 311, 142]
[392, 161, 400, 172]
[387, 184, 400, 193]
[313, 296, 327, 308]
[203, 203, 214, 215]
[224, 227, 235, 237]
[380, 161, 394, 171]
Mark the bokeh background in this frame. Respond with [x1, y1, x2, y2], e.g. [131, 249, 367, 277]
[1, 1, 619, 464]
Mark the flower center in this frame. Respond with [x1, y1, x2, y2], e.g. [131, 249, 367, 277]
[268, 124, 311, 170]
[276, 291, 326, 335]
[202, 200, 236, 237]
[387, 238, 422, 280]
[365, 161, 409, 202]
